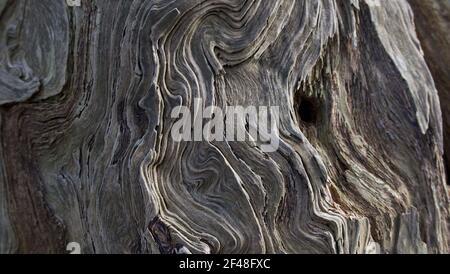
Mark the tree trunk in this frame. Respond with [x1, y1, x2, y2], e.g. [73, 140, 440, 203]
[408, 0, 450, 186]
[0, 0, 449, 254]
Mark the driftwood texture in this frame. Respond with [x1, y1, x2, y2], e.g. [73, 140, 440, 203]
[409, 0, 450, 181]
[0, 0, 449, 254]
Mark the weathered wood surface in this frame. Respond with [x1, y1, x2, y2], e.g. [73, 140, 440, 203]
[0, 0, 449, 254]
[409, 0, 450, 185]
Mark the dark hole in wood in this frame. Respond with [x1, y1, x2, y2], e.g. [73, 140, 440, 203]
[298, 96, 319, 124]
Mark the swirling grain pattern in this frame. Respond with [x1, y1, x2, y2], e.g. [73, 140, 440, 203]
[0, 0, 448, 254]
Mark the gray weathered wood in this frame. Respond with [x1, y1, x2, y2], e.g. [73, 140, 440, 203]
[0, 0, 448, 254]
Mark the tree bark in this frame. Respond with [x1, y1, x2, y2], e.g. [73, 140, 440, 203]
[0, 0, 449, 254]
[408, 0, 450, 185]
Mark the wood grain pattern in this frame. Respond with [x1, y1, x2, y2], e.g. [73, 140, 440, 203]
[0, 0, 448, 254]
